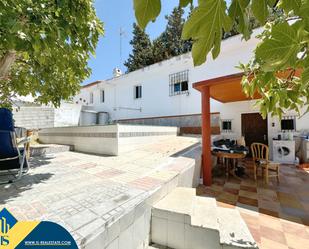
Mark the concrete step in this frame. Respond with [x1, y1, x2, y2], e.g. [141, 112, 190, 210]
[148, 244, 166, 249]
[191, 195, 218, 230]
[152, 187, 195, 218]
[151, 187, 258, 249]
[217, 207, 257, 249]
[30, 144, 72, 157]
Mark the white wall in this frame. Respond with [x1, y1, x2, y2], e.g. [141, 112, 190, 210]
[217, 100, 309, 142]
[39, 125, 119, 155]
[12, 101, 82, 129]
[75, 29, 262, 121]
[54, 102, 82, 127]
[73, 26, 309, 149]
[13, 105, 55, 129]
[39, 124, 178, 156]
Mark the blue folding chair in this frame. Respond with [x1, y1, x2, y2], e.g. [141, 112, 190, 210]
[0, 108, 30, 184]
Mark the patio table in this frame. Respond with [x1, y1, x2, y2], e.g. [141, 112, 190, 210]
[212, 150, 246, 180]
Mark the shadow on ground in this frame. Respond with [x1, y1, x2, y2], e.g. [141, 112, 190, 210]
[171, 142, 201, 159]
[0, 156, 54, 205]
[28, 155, 55, 168]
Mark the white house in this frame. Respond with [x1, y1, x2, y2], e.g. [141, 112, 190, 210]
[72, 28, 309, 163]
[75, 29, 263, 130]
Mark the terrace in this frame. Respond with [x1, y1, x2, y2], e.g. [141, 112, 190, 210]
[197, 161, 309, 249]
[0, 136, 201, 248]
[1, 45, 308, 249]
[1, 131, 308, 249]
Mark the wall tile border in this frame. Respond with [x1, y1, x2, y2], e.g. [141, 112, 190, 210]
[39, 131, 176, 138]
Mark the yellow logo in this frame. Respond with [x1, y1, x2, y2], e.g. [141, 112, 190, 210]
[1, 217, 10, 234]
[0, 208, 17, 246]
[0, 208, 77, 248]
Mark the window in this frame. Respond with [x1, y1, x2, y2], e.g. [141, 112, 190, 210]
[134, 85, 142, 99]
[222, 120, 232, 132]
[281, 117, 296, 131]
[89, 92, 94, 104]
[169, 70, 189, 96]
[100, 90, 105, 103]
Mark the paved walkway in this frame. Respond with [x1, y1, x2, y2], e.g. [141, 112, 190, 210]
[0, 136, 200, 246]
[197, 161, 309, 249]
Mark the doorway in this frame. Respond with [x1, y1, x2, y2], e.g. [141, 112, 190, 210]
[241, 113, 268, 155]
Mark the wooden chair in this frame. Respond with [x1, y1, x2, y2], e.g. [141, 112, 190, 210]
[251, 143, 280, 184]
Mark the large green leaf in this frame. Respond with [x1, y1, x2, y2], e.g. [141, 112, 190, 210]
[179, 0, 192, 7]
[256, 22, 301, 71]
[251, 0, 268, 24]
[228, 0, 250, 39]
[267, 0, 278, 7]
[134, 0, 161, 29]
[299, 1, 309, 31]
[182, 0, 232, 65]
[281, 0, 302, 14]
[302, 57, 309, 85]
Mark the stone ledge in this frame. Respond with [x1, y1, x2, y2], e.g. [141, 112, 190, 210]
[151, 187, 258, 249]
[30, 144, 73, 157]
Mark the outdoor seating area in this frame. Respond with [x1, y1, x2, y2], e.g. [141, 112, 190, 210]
[197, 161, 309, 249]
[211, 140, 281, 185]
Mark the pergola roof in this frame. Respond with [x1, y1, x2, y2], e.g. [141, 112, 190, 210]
[194, 69, 302, 186]
[193, 70, 302, 103]
[193, 73, 261, 103]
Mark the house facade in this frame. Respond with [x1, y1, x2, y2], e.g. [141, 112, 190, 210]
[74, 28, 309, 162]
[74, 29, 262, 130]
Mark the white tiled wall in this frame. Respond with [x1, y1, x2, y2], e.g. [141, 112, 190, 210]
[83, 155, 198, 249]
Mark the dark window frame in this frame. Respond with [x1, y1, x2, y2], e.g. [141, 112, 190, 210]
[89, 92, 94, 104]
[169, 70, 189, 96]
[222, 120, 232, 132]
[134, 85, 142, 99]
[281, 117, 296, 131]
[101, 90, 105, 103]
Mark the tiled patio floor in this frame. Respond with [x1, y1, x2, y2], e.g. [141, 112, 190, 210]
[0, 136, 200, 247]
[197, 161, 309, 249]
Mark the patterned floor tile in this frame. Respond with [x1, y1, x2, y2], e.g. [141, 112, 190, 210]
[240, 185, 257, 193]
[259, 213, 282, 230]
[281, 220, 309, 240]
[238, 196, 258, 207]
[223, 187, 239, 195]
[216, 201, 235, 209]
[197, 163, 309, 249]
[259, 208, 279, 217]
[285, 233, 309, 249]
[260, 225, 287, 244]
[260, 237, 289, 249]
[239, 189, 258, 199]
[0, 136, 201, 248]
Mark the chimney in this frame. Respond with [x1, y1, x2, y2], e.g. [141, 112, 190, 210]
[113, 68, 122, 78]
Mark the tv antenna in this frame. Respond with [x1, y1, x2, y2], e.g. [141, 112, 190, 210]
[119, 27, 126, 65]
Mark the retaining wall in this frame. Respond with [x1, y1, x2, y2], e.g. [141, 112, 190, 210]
[39, 124, 178, 156]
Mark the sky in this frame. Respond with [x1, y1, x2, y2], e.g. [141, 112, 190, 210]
[83, 0, 193, 85]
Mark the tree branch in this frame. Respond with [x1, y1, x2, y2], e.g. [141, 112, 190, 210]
[0, 50, 16, 80]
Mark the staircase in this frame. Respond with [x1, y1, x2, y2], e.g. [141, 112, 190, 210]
[150, 187, 258, 249]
